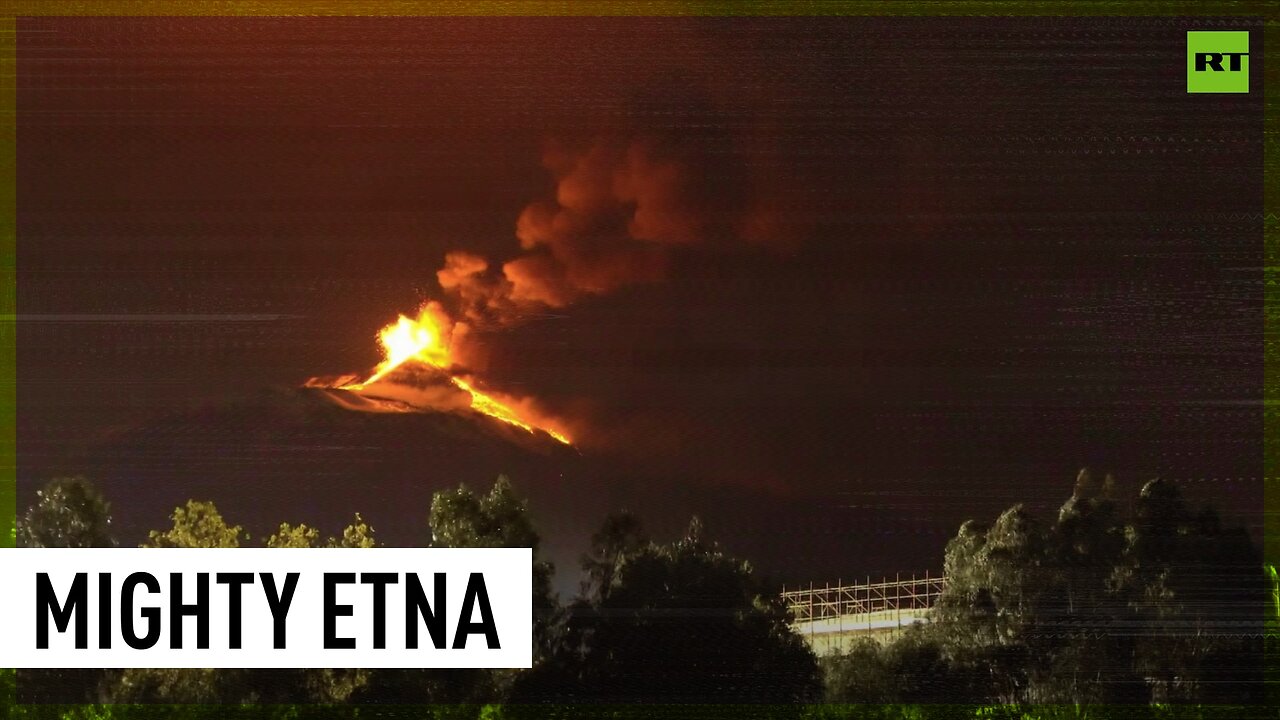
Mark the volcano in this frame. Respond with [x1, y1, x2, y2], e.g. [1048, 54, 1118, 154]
[21, 382, 585, 554]
[304, 302, 573, 445]
[18, 301, 953, 592]
[17, 376, 957, 595]
[310, 362, 510, 419]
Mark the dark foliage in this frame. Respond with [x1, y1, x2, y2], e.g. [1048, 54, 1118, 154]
[513, 516, 822, 708]
[10, 470, 1268, 714]
[823, 470, 1268, 709]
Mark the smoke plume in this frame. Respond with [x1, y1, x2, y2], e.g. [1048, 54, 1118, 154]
[437, 131, 794, 326]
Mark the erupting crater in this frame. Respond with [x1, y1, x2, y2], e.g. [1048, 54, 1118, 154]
[305, 302, 571, 445]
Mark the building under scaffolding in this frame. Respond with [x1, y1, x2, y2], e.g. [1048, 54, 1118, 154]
[782, 574, 947, 656]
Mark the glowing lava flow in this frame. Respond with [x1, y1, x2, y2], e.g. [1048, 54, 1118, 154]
[339, 303, 571, 445]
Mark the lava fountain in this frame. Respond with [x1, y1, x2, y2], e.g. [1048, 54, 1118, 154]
[311, 302, 571, 445]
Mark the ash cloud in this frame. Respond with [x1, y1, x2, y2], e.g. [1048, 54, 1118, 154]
[437, 126, 800, 326]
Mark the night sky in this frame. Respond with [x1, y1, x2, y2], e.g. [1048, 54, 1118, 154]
[16, 16, 1264, 590]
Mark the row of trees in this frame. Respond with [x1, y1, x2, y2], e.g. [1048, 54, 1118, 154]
[5, 469, 1272, 719]
[824, 471, 1268, 713]
[12, 475, 819, 710]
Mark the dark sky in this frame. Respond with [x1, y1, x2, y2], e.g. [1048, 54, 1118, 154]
[16, 16, 1264, 587]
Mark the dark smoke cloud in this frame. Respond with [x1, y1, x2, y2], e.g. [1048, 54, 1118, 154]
[424, 73, 830, 448]
[437, 128, 797, 325]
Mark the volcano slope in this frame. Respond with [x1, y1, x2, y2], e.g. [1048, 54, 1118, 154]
[20, 383, 583, 547]
[18, 376, 961, 591]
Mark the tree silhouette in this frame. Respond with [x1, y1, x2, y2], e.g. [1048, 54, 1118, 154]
[517, 515, 820, 709]
[580, 510, 647, 601]
[17, 477, 116, 549]
[15, 478, 116, 703]
[831, 471, 1267, 708]
[113, 503, 376, 704]
[143, 500, 245, 549]
[352, 475, 551, 709]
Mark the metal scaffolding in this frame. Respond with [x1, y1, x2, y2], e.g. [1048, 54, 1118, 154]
[781, 573, 948, 624]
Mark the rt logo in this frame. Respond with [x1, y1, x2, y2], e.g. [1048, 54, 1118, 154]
[1187, 31, 1249, 93]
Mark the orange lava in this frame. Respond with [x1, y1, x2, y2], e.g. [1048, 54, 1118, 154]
[336, 303, 570, 445]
